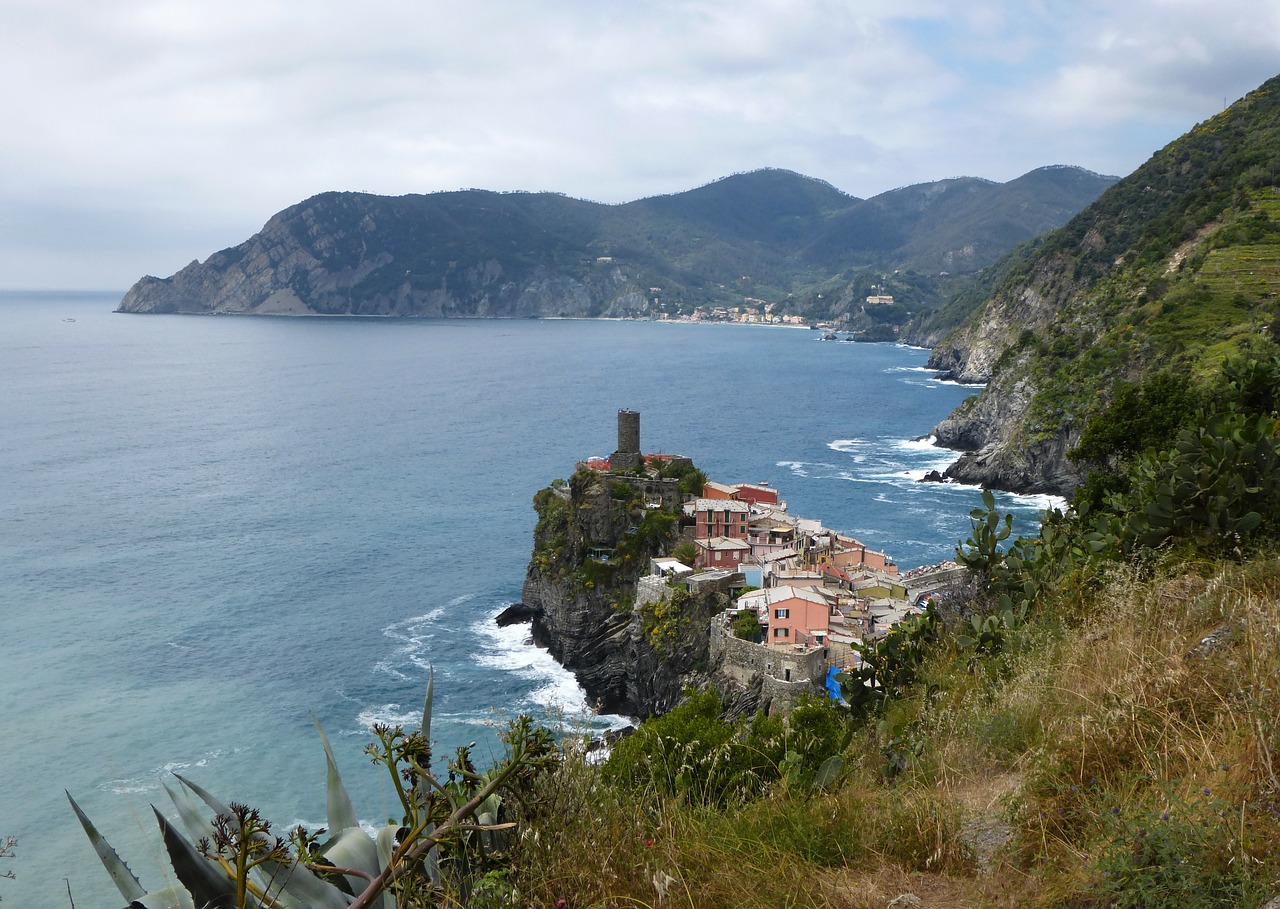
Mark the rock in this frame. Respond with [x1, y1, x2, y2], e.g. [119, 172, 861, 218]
[521, 474, 722, 719]
[1187, 621, 1244, 660]
[494, 602, 541, 627]
[920, 470, 946, 483]
[886, 895, 922, 908]
[931, 364, 1084, 496]
[961, 817, 1012, 875]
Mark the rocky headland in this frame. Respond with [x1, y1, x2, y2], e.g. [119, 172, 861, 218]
[516, 466, 743, 719]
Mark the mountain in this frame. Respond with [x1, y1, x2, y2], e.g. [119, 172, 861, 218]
[116, 167, 1115, 318]
[923, 73, 1280, 495]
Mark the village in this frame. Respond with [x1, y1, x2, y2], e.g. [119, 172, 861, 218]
[579, 410, 964, 701]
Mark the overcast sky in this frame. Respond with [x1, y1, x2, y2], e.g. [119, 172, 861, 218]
[3, 0, 1278, 290]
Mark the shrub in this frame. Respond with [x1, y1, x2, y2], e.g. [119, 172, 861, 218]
[731, 608, 762, 642]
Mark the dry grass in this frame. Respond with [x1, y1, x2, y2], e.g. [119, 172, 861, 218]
[507, 557, 1280, 909]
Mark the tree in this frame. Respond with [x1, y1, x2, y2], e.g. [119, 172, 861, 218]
[672, 539, 699, 566]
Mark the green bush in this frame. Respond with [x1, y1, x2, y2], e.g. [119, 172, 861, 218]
[1111, 412, 1280, 553]
[731, 608, 762, 642]
[1092, 786, 1265, 909]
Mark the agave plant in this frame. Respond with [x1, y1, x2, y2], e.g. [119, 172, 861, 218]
[68, 670, 556, 909]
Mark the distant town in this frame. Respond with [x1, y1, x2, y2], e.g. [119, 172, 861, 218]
[625, 278, 899, 331]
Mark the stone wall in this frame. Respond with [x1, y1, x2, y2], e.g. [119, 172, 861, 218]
[635, 575, 668, 609]
[710, 620, 826, 714]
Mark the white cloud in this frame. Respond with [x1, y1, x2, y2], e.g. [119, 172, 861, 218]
[0, 0, 1276, 288]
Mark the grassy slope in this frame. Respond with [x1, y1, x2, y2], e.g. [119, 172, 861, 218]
[509, 553, 1280, 908]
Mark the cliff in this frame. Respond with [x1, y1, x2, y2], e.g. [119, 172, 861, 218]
[517, 466, 773, 719]
[118, 191, 651, 318]
[922, 72, 1280, 496]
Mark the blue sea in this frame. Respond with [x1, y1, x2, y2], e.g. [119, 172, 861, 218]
[0, 291, 1057, 905]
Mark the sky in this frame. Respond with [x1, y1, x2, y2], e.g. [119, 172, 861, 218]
[2, 0, 1279, 291]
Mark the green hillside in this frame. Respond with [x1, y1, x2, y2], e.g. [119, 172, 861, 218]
[922, 73, 1280, 495]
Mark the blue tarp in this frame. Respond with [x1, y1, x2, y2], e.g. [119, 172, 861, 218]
[825, 664, 842, 701]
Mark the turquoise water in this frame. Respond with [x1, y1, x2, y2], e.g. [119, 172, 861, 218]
[0, 292, 1054, 905]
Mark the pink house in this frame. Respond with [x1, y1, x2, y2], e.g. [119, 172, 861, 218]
[761, 585, 831, 650]
[694, 498, 750, 540]
[695, 536, 751, 569]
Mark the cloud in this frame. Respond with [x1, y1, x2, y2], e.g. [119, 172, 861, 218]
[0, 0, 1276, 288]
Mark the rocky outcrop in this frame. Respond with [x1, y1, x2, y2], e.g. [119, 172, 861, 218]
[931, 361, 1085, 495]
[522, 572, 717, 718]
[519, 470, 727, 718]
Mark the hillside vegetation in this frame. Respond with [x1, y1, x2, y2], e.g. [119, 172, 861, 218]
[922, 73, 1280, 495]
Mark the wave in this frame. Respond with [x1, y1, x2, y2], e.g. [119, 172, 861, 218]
[471, 615, 633, 730]
[103, 748, 236, 795]
[826, 439, 863, 453]
[355, 703, 423, 730]
[1003, 491, 1068, 512]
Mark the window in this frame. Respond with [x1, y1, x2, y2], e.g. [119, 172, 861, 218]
[773, 627, 790, 638]
[774, 608, 789, 619]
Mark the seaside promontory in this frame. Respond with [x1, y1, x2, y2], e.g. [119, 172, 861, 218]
[515, 410, 963, 722]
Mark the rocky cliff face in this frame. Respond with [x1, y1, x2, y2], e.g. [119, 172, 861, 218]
[522, 572, 717, 718]
[119, 193, 650, 318]
[923, 265, 1090, 495]
[517, 469, 759, 719]
[932, 365, 1085, 494]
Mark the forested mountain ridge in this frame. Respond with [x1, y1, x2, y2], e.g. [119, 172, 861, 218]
[115, 167, 1114, 320]
[924, 72, 1280, 495]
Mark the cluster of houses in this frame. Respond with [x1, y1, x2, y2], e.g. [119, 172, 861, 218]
[585, 410, 964, 689]
[642, 478, 963, 672]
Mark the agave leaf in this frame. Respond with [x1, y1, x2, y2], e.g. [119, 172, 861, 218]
[376, 824, 402, 909]
[313, 716, 360, 833]
[172, 773, 233, 821]
[132, 885, 197, 909]
[414, 666, 435, 811]
[153, 806, 242, 909]
[162, 777, 215, 844]
[321, 826, 383, 908]
[66, 790, 148, 904]
[421, 666, 434, 740]
[255, 856, 352, 909]
[420, 822, 441, 886]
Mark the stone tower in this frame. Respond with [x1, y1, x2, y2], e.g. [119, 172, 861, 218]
[610, 409, 642, 470]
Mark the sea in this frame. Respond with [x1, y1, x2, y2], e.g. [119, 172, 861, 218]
[0, 291, 1059, 905]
